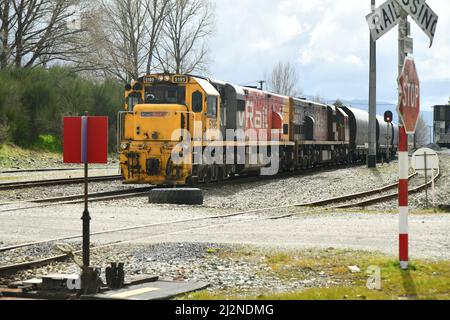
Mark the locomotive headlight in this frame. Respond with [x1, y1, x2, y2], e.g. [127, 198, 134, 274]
[120, 143, 129, 150]
[163, 75, 170, 82]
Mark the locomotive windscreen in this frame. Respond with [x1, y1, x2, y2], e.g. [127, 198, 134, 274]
[144, 85, 186, 105]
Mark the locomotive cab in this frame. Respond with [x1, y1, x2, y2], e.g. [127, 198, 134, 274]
[118, 74, 221, 186]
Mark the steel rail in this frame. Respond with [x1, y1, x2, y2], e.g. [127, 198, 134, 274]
[0, 167, 115, 174]
[0, 188, 154, 214]
[334, 168, 440, 209]
[0, 175, 122, 191]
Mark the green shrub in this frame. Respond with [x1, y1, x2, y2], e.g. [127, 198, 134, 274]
[0, 117, 10, 144]
[0, 67, 123, 153]
[34, 134, 61, 152]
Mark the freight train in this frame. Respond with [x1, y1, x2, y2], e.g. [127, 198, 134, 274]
[118, 74, 398, 186]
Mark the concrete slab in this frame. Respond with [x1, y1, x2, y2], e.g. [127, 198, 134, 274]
[83, 280, 209, 300]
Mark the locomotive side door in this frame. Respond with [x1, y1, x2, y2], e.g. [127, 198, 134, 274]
[190, 89, 204, 129]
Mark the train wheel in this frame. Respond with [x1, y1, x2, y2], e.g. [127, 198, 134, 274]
[204, 167, 212, 184]
[186, 176, 197, 187]
[149, 188, 204, 205]
[217, 166, 224, 183]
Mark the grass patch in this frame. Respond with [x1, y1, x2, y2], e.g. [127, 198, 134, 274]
[0, 143, 60, 168]
[185, 248, 450, 300]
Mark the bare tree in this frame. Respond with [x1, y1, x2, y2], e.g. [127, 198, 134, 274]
[0, 0, 88, 68]
[95, 0, 148, 81]
[312, 94, 327, 104]
[84, 0, 170, 82]
[0, 0, 14, 68]
[415, 113, 430, 147]
[157, 0, 214, 74]
[144, 0, 170, 74]
[267, 61, 300, 97]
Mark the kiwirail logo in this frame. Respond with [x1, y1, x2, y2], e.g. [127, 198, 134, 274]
[170, 122, 281, 176]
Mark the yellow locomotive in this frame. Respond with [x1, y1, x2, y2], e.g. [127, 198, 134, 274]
[118, 74, 223, 186]
[118, 73, 294, 186]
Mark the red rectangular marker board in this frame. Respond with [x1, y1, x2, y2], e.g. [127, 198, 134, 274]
[63, 117, 108, 164]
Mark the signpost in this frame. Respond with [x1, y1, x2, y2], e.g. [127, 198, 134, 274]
[365, 0, 438, 270]
[412, 148, 439, 207]
[368, 0, 378, 168]
[64, 114, 108, 293]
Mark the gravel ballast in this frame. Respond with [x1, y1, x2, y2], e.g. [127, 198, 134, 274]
[1, 152, 449, 293]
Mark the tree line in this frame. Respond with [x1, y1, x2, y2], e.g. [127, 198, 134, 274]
[0, 67, 122, 152]
[0, 0, 215, 152]
[0, 0, 214, 81]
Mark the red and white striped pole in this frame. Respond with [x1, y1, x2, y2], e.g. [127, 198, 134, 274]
[398, 125, 409, 270]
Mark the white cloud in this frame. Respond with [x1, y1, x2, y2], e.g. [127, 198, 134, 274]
[344, 55, 363, 66]
[250, 40, 273, 50]
[275, 15, 306, 43]
[209, 0, 450, 109]
[298, 0, 367, 67]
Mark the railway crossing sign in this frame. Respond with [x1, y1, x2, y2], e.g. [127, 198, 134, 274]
[366, 0, 438, 46]
[396, 0, 438, 47]
[366, 0, 402, 41]
[397, 57, 420, 134]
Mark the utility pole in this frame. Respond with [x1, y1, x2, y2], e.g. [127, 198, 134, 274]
[368, 0, 377, 168]
[258, 80, 265, 91]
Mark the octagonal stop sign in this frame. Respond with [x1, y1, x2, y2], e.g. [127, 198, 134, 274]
[397, 57, 420, 134]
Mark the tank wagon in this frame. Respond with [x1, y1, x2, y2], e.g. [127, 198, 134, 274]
[118, 73, 398, 186]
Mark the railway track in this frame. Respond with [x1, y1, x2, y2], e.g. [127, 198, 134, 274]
[0, 169, 438, 275]
[271, 168, 440, 219]
[0, 162, 371, 212]
[0, 175, 122, 191]
[0, 187, 153, 213]
[0, 167, 114, 174]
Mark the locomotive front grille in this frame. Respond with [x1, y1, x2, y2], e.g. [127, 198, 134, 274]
[126, 153, 141, 179]
[146, 158, 160, 176]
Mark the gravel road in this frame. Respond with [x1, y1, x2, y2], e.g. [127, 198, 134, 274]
[1, 200, 449, 261]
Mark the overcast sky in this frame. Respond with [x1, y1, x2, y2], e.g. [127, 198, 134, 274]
[207, 0, 449, 113]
